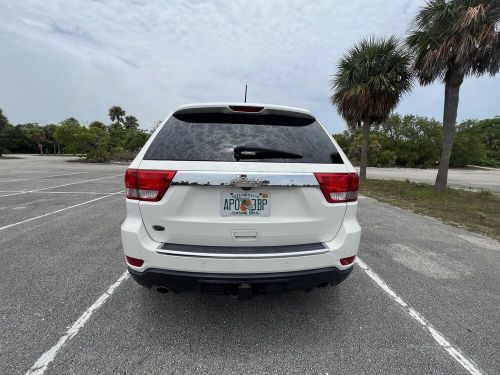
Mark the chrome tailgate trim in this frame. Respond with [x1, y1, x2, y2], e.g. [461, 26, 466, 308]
[171, 171, 318, 188]
[157, 242, 328, 258]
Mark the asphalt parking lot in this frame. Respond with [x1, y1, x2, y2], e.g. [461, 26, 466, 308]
[1, 155, 499, 375]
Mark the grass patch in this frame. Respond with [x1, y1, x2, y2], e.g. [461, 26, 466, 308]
[361, 179, 500, 241]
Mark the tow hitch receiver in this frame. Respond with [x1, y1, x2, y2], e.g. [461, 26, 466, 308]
[238, 283, 253, 300]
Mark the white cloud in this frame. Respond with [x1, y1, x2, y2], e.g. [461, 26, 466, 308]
[0, 0, 498, 132]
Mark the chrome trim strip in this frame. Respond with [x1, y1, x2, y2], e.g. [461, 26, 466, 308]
[156, 248, 329, 259]
[171, 171, 318, 187]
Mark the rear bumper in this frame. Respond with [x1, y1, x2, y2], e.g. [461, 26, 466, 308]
[121, 202, 361, 274]
[128, 266, 353, 294]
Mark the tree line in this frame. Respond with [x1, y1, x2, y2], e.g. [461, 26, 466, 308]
[330, 0, 499, 191]
[0, 106, 151, 162]
[334, 114, 500, 168]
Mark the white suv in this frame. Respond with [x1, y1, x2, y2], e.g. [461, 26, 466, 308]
[121, 103, 360, 299]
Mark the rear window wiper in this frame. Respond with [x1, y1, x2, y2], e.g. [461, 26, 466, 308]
[233, 146, 303, 161]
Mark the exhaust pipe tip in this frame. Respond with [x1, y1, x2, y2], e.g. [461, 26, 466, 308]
[156, 287, 169, 294]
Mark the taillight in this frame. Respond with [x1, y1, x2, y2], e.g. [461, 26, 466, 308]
[314, 172, 359, 203]
[340, 255, 356, 266]
[126, 256, 144, 267]
[125, 169, 177, 201]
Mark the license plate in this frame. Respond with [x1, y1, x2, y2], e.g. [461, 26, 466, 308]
[220, 192, 270, 217]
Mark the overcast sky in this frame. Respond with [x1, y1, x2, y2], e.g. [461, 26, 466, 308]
[1, 0, 499, 133]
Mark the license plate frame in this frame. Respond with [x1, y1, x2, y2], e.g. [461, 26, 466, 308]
[220, 191, 270, 217]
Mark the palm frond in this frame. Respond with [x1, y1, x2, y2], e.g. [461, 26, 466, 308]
[407, 0, 500, 83]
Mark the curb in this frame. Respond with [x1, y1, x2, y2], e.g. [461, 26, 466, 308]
[467, 165, 500, 171]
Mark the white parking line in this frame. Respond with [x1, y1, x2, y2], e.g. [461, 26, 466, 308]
[356, 258, 482, 375]
[0, 191, 124, 231]
[20, 256, 485, 374]
[0, 190, 122, 195]
[0, 174, 123, 198]
[0, 172, 87, 183]
[25, 271, 130, 375]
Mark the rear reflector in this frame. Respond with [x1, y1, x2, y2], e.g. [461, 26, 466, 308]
[314, 172, 359, 203]
[340, 255, 356, 266]
[125, 169, 176, 201]
[126, 256, 144, 267]
[229, 105, 264, 113]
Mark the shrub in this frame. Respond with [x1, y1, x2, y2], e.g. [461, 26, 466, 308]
[85, 149, 111, 163]
[450, 132, 487, 167]
[109, 149, 137, 161]
[377, 150, 397, 167]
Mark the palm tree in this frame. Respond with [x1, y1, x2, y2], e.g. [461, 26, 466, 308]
[330, 36, 413, 182]
[89, 121, 107, 131]
[123, 115, 139, 130]
[407, 0, 500, 191]
[108, 106, 126, 125]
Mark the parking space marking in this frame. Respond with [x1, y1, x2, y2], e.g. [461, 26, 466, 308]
[357, 258, 482, 375]
[0, 190, 123, 195]
[23, 259, 485, 375]
[0, 191, 124, 231]
[24, 271, 130, 375]
[0, 172, 87, 183]
[0, 174, 123, 197]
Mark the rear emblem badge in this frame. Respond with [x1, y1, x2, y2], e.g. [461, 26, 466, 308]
[230, 175, 265, 187]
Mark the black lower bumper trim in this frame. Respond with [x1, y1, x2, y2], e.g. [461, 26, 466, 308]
[128, 266, 353, 295]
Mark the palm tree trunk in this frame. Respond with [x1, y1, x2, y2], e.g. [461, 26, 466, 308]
[434, 68, 464, 192]
[360, 119, 370, 182]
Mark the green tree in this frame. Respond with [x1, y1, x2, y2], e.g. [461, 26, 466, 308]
[108, 106, 126, 125]
[0, 125, 32, 153]
[454, 117, 500, 166]
[347, 132, 384, 166]
[0, 108, 10, 156]
[450, 130, 487, 167]
[54, 118, 86, 154]
[23, 124, 46, 154]
[107, 122, 126, 150]
[43, 124, 59, 154]
[123, 129, 149, 152]
[333, 130, 353, 154]
[89, 122, 110, 151]
[89, 121, 107, 131]
[407, 0, 500, 191]
[0, 108, 9, 133]
[378, 114, 442, 167]
[330, 36, 413, 182]
[333, 114, 444, 168]
[123, 115, 139, 130]
[474, 117, 500, 165]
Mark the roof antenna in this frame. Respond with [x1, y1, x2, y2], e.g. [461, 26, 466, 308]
[244, 84, 247, 103]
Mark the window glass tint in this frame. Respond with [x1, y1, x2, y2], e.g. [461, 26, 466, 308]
[144, 113, 343, 164]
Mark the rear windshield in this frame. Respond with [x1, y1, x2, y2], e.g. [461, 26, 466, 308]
[144, 113, 343, 164]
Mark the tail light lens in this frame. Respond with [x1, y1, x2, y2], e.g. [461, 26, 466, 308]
[126, 256, 144, 267]
[314, 172, 359, 203]
[340, 255, 356, 266]
[125, 169, 176, 201]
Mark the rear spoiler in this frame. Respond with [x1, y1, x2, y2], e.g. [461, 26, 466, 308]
[174, 104, 315, 120]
